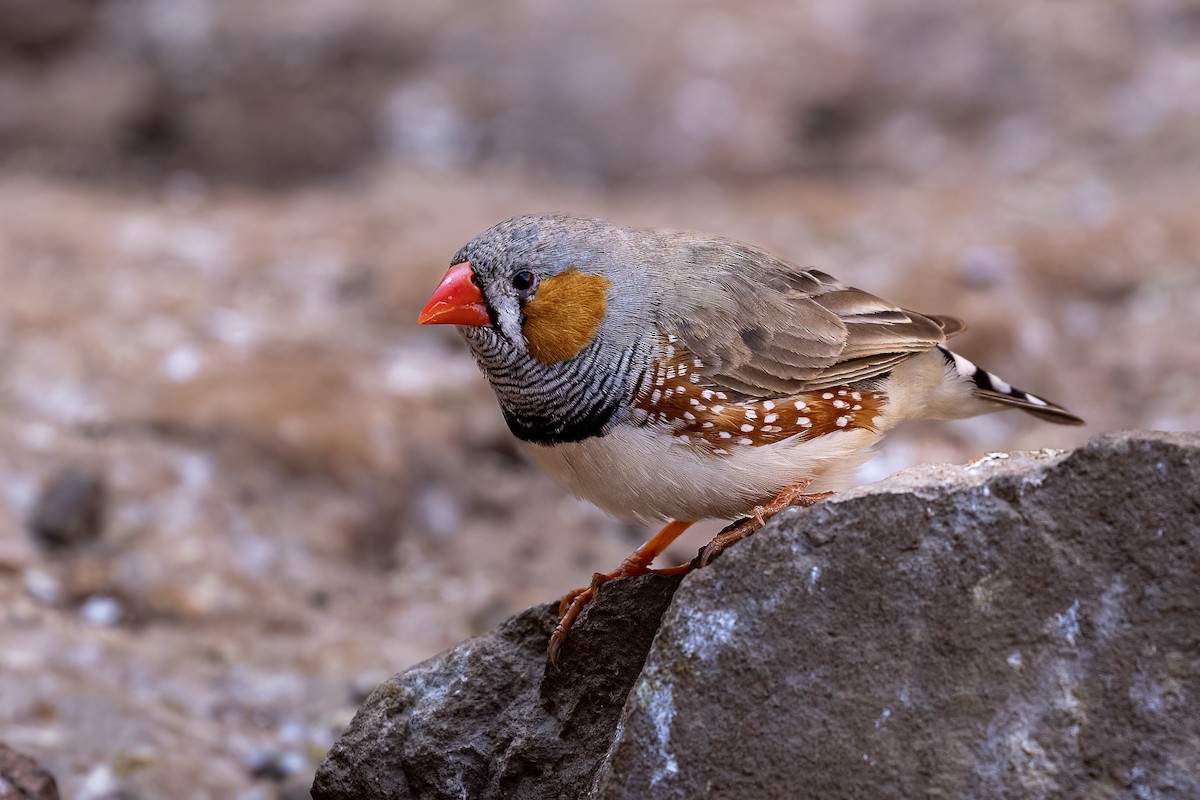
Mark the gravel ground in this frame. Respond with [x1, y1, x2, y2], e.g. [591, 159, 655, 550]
[1, 164, 1196, 797]
[1, 2, 1199, 795]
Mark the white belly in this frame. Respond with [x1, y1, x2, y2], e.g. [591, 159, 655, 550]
[520, 423, 882, 522]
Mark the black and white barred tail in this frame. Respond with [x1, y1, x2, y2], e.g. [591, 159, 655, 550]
[937, 346, 1084, 426]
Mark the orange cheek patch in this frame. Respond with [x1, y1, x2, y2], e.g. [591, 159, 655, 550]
[521, 268, 611, 364]
[633, 338, 885, 453]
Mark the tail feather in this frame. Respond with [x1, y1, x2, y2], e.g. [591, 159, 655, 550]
[937, 346, 1084, 426]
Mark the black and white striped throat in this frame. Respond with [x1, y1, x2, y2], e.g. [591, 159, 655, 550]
[462, 327, 638, 445]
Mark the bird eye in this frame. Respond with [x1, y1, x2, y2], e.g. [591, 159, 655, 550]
[511, 270, 536, 291]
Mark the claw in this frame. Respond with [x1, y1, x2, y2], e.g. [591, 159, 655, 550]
[549, 584, 594, 667]
[547, 520, 696, 664]
[698, 518, 752, 568]
[557, 577, 598, 617]
[695, 481, 834, 569]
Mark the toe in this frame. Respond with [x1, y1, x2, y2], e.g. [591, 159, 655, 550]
[548, 625, 566, 667]
[557, 591, 579, 617]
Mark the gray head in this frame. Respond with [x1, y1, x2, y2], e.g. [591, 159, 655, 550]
[419, 214, 659, 444]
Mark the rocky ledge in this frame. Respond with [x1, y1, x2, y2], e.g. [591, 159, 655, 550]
[0, 743, 60, 800]
[313, 431, 1200, 800]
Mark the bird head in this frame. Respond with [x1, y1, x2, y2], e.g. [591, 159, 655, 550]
[420, 214, 651, 364]
[418, 215, 658, 443]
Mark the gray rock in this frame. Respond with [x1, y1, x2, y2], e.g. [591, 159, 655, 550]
[312, 572, 683, 800]
[27, 466, 107, 549]
[599, 431, 1200, 799]
[315, 431, 1200, 800]
[0, 742, 61, 800]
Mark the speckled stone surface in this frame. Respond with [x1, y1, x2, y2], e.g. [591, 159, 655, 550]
[596, 431, 1200, 799]
[315, 432, 1200, 800]
[312, 572, 683, 800]
[0, 743, 60, 800]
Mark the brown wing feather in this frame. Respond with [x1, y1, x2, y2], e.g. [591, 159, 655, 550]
[660, 239, 950, 396]
[930, 314, 968, 339]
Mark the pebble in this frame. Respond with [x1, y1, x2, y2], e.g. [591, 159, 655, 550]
[244, 748, 307, 782]
[26, 467, 107, 549]
[79, 596, 124, 627]
[24, 568, 64, 607]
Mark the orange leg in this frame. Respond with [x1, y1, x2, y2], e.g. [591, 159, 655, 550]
[549, 519, 693, 665]
[697, 481, 834, 568]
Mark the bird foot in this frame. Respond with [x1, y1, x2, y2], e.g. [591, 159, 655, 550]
[548, 520, 694, 666]
[698, 481, 834, 568]
[549, 553, 692, 667]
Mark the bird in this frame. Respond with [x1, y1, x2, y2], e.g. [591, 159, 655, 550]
[418, 214, 1083, 664]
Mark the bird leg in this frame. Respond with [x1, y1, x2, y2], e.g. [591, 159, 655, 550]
[697, 480, 834, 568]
[549, 519, 693, 665]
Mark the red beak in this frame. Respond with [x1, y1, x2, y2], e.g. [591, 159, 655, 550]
[418, 262, 490, 326]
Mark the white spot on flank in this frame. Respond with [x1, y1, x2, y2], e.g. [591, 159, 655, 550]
[711, 405, 725, 414]
[794, 400, 808, 410]
[833, 399, 848, 408]
[798, 416, 811, 426]
[837, 389, 847, 395]
[702, 421, 714, 428]
[678, 434, 690, 442]
[701, 390, 714, 400]
[665, 345, 675, 358]
[652, 390, 661, 403]
[677, 386, 688, 393]
[719, 431, 732, 439]
[678, 364, 688, 374]
[763, 400, 776, 411]
[836, 416, 849, 427]
[667, 334, 677, 343]
[716, 392, 728, 400]
[738, 437, 753, 445]
[683, 411, 695, 420]
[851, 391, 862, 401]
[695, 404, 707, 411]
[713, 447, 729, 455]
[740, 423, 754, 432]
[764, 413, 778, 423]
[689, 374, 700, 383]
[689, 397, 699, 405]
[744, 408, 757, 419]
[666, 367, 676, 379]
[822, 392, 835, 399]
[763, 425, 781, 433]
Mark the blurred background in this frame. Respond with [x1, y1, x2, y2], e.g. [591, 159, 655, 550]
[1, 1, 1198, 797]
